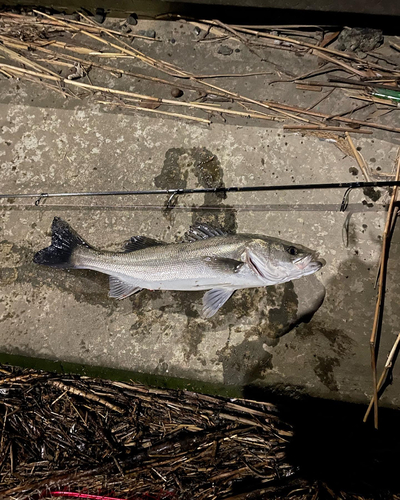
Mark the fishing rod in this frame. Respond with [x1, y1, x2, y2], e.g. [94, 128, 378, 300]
[0, 180, 399, 205]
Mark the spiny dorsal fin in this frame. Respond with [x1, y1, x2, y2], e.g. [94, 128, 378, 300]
[124, 236, 165, 253]
[183, 223, 228, 243]
[109, 276, 142, 299]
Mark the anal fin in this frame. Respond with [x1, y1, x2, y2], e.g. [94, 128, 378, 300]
[202, 287, 236, 318]
[109, 276, 142, 300]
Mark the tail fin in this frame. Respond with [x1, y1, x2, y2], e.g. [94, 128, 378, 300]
[33, 217, 92, 268]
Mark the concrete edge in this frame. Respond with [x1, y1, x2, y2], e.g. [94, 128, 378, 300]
[0, 351, 243, 398]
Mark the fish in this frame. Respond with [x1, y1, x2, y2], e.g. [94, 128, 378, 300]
[33, 217, 324, 318]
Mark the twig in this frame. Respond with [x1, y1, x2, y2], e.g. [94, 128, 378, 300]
[294, 80, 363, 89]
[0, 11, 154, 39]
[0, 68, 12, 78]
[225, 23, 399, 75]
[295, 83, 322, 91]
[213, 19, 266, 61]
[389, 42, 400, 52]
[0, 373, 47, 384]
[364, 332, 400, 422]
[326, 102, 373, 120]
[313, 49, 371, 78]
[284, 125, 372, 134]
[49, 380, 124, 413]
[0, 35, 208, 93]
[347, 94, 398, 107]
[265, 100, 400, 133]
[330, 76, 400, 92]
[98, 100, 211, 124]
[345, 133, 371, 181]
[0, 43, 60, 77]
[0, 62, 282, 122]
[33, 10, 187, 78]
[196, 71, 273, 78]
[196, 80, 317, 123]
[365, 150, 400, 428]
[306, 88, 335, 111]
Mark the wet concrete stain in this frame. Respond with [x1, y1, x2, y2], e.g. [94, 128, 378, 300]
[349, 167, 358, 176]
[363, 186, 381, 202]
[215, 282, 316, 385]
[296, 323, 354, 392]
[223, 282, 301, 339]
[217, 338, 273, 386]
[313, 356, 340, 392]
[154, 148, 189, 191]
[294, 256, 374, 393]
[268, 282, 299, 336]
[190, 147, 236, 232]
[297, 321, 355, 359]
[154, 147, 237, 232]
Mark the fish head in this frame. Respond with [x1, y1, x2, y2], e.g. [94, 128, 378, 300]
[244, 236, 325, 284]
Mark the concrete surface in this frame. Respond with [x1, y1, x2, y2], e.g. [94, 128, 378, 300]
[1, 18, 400, 408]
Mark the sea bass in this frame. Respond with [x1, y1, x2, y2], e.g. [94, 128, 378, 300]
[33, 218, 324, 318]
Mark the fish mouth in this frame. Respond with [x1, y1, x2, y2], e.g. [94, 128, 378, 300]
[295, 253, 325, 272]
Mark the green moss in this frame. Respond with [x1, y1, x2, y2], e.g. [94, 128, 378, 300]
[0, 351, 242, 398]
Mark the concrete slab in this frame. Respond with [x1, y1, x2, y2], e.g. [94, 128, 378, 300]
[1, 18, 400, 408]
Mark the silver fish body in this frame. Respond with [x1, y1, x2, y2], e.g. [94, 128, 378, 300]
[34, 218, 324, 317]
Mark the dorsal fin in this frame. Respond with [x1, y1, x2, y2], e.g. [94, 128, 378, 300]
[183, 223, 228, 243]
[124, 236, 165, 252]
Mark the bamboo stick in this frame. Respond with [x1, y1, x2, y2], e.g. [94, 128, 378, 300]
[345, 133, 371, 181]
[365, 151, 400, 428]
[98, 100, 211, 124]
[364, 332, 400, 422]
[284, 125, 372, 134]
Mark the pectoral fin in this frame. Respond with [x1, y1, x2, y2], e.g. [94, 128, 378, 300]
[202, 287, 236, 318]
[203, 256, 244, 273]
[109, 276, 142, 299]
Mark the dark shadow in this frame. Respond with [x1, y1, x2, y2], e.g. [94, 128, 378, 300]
[239, 218, 400, 497]
[161, 7, 400, 35]
[3, 4, 400, 34]
[243, 385, 400, 497]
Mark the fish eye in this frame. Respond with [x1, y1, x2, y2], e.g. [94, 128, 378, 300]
[287, 246, 298, 256]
